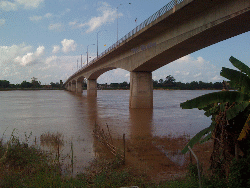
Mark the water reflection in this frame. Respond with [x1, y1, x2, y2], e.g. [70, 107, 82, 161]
[129, 108, 153, 140]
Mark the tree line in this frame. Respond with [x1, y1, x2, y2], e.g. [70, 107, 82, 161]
[97, 75, 224, 90]
[1, 75, 225, 90]
[0, 77, 63, 89]
[152, 75, 224, 90]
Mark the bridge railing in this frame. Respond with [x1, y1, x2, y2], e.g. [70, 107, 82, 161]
[66, 0, 184, 83]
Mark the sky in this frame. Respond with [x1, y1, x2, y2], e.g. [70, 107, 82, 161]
[0, 0, 249, 85]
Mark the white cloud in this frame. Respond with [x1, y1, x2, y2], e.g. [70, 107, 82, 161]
[153, 55, 223, 83]
[35, 46, 45, 56]
[0, 44, 32, 65]
[44, 13, 52, 18]
[49, 23, 63, 31]
[29, 15, 42, 21]
[0, 0, 43, 11]
[78, 2, 118, 33]
[29, 13, 53, 22]
[15, 0, 44, 9]
[0, 1, 17, 11]
[61, 39, 77, 53]
[193, 72, 201, 78]
[69, 21, 77, 26]
[0, 19, 6, 26]
[52, 45, 60, 54]
[15, 45, 45, 66]
[98, 68, 129, 84]
[0, 43, 82, 84]
[45, 56, 57, 64]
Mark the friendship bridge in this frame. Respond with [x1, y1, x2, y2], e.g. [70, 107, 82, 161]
[64, 0, 250, 108]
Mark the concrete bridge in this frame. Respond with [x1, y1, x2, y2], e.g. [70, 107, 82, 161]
[64, 0, 250, 108]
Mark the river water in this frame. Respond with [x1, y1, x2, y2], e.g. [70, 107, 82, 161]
[0, 89, 215, 174]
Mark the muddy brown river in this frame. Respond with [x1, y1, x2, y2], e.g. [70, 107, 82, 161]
[0, 89, 215, 175]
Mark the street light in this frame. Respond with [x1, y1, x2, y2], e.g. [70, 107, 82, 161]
[87, 44, 95, 66]
[97, 30, 107, 58]
[117, 3, 131, 42]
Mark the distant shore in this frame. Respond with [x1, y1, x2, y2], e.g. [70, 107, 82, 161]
[0, 88, 64, 91]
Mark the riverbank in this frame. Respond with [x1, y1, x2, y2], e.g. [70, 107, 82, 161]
[0, 88, 64, 91]
[1, 131, 248, 187]
[0, 132, 214, 187]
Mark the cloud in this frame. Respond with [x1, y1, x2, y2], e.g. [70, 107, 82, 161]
[153, 55, 224, 83]
[15, 45, 45, 66]
[44, 13, 52, 18]
[98, 68, 129, 84]
[61, 39, 77, 53]
[46, 56, 57, 64]
[77, 2, 118, 33]
[52, 45, 60, 54]
[0, 0, 43, 11]
[29, 12, 53, 22]
[0, 43, 83, 84]
[15, 0, 44, 9]
[29, 15, 43, 21]
[0, 1, 17, 11]
[0, 44, 32, 65]
[0, 19, 6, 26]
[193, 72, 201, 78]
[69, 21, 77, 26]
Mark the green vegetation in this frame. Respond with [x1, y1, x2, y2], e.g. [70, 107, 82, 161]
[0, 77, 63, 90]
[153, 75, 223, 90]
[1, 129, 250, 187]
[0, 80, 10, 88]
[180, 56, 250, 184]
[97, 77, 223, 90]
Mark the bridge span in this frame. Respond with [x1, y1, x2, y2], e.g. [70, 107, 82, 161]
[64, 0, 250, 108]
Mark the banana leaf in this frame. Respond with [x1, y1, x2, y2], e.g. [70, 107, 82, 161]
[220, 68, 250, 92]
[238, 114, 250, 141]
[200, 132, 212, 144]
[181, 122, 215, 154]
[204, 105, 219, 117]
[229, 56, 250, 77]
[180, 91, 249, 109]
[226, 102, 250, 120]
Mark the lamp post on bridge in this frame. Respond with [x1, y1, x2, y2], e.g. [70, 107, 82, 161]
[87, 44, 95, 66]
[117, 3, 131, 43]
[97, 30, 107, 58]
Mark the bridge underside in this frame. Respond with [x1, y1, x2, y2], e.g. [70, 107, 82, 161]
[64, 0, 250, 108]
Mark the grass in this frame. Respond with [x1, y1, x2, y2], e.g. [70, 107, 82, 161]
[0, 132, 249, 187]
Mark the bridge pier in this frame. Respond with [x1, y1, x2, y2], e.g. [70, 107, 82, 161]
[76, 80, 83, 93]
[87, 79, 97, 97]
[71, 82, 76, 92]
[129, 71, 153, 108]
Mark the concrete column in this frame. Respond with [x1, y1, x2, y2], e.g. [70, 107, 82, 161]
[71, 82, 76, 92]
[87, 79, 97, 97]
[76, 80, 83, 93]
[68, 83, 72, 91]
[129, 71, 153, 108]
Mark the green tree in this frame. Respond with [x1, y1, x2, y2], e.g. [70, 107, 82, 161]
[20, 81, 33, 88]
[31, 77, 41, 88]
[164, 75, 176, 87]
[180, 56, 250, 177]
[0, 80, 10, 88]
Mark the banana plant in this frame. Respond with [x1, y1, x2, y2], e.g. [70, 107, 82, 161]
[180, 56, 250, 154]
